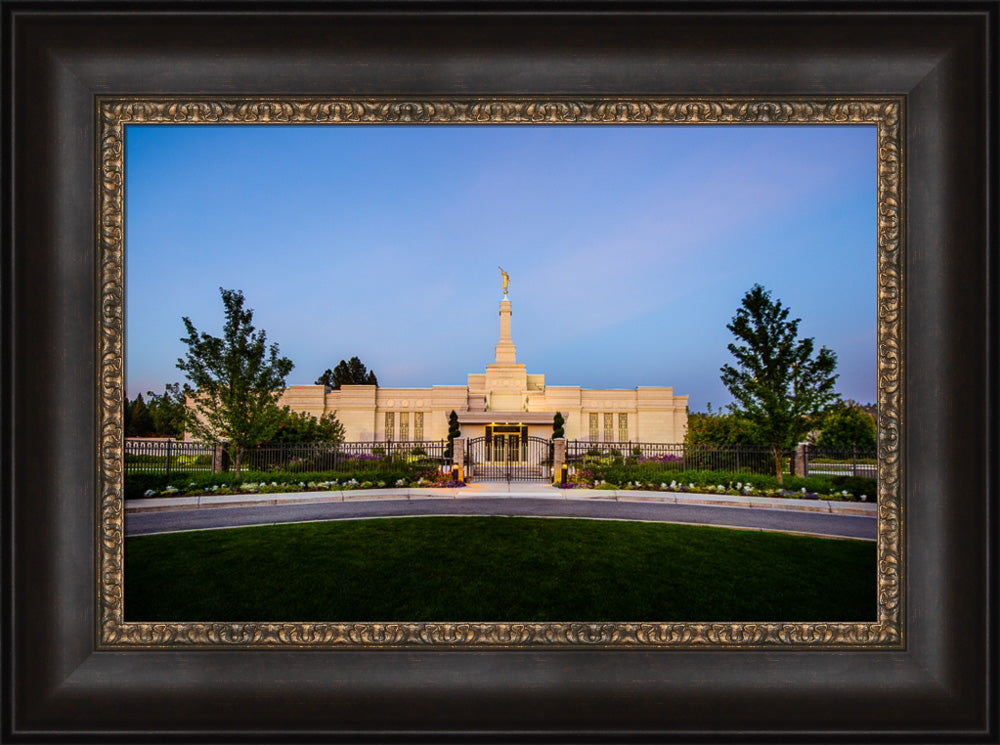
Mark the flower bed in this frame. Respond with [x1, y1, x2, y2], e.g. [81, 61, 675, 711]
[127, 465, 461, 500]
[566, 467, 874, 502]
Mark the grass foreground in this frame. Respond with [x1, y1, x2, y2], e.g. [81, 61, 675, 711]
[125, 517, 876, 622]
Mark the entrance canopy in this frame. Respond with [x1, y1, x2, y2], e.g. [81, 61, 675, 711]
[456, 412, 555, 426]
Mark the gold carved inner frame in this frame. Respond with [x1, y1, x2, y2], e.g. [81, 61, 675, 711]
[98, 97, 903, 648]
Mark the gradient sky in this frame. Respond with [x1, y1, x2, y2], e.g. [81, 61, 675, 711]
[124, 123, 877, 412]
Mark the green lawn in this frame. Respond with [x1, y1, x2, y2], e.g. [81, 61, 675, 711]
[125, 517, 876, 622]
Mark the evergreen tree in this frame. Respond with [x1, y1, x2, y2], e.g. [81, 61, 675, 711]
[315, 356, 378, 388]
[445, 410, 461, 459]
[176, 288, 294, 477]
[552, 412, 565, 439]
[126, 393, 153, 437]
[720, 284, 839, 484]
[145, 382, 186, 438]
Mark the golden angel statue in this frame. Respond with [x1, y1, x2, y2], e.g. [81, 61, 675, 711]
[498, 266, 510, 295]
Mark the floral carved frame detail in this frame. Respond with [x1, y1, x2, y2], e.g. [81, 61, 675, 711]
[98, 97, 903, 648]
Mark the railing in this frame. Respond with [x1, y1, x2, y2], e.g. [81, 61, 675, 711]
[565, 441, 790, 476]
[124, 439, 449, 475]
[805, 444, 877, 478]
[239, 441, 449, 474]
[124, 439, 215, 475]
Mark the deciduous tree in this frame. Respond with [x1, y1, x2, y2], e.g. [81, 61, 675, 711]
[817, 399, 876, 448]
[176, 288, 294, 477]
[720, 284, 839, 484]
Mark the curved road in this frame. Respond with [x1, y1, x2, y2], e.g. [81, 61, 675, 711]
[126, 496, 876, 541]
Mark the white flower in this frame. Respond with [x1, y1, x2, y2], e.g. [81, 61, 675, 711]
[396, 479, 405, 487]
[860, 494, 867, 501]
[736, 482, 742, 490]
[688, 483, 695, 489]
[801, 487, 807, 493]
[143, 489, 157, 497]
[660, 483, 667, 489]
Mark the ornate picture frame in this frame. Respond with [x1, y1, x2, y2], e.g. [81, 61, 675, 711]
[6, 3, 993, 740]
[99, 96, 902, 649]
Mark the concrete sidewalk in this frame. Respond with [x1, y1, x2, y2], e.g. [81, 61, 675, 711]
[126, 482, 877, 517]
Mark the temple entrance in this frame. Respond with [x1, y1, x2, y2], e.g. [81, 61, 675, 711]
[466, 426, 552, 482]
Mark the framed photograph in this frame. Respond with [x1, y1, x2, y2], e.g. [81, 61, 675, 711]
[5, 2, 995, 741]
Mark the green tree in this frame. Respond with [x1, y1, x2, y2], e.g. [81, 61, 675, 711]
[817, 399, 876, 448]
[265, 407, 346, 444]
[444, 410, 461, 459]
[315, 356, 378, 388]
[684, 407, 763, 446]
[126, 393, 153, 437]
[145, 382, 186, 438]
[552, 412, 566, 439]
[176, 288, 294, 477]
[720, 284, 839, 484]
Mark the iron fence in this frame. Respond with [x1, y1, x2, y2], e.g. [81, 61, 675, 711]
[565, 441, 790, 476]
[124, 439, 214, 475]
[237, 440, 449, 474]
[125, 438, 449, 475]
[804, 444, 877, 478]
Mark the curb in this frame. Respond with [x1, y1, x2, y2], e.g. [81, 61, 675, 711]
[126, 487, 877, 517]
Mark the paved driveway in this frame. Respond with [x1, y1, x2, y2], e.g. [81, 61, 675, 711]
[126, 493, 876, 541]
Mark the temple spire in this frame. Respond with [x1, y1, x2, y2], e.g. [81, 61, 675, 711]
[495, 292, 517, 364]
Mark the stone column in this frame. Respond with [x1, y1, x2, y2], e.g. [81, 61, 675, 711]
[792, 443, 809, 477]
[452, 436, 466, 481]
[552, 437, 567, 484]
[212, 442, 230, 474]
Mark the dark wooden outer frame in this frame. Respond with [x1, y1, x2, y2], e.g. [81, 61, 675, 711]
[4, 2, 995, 741]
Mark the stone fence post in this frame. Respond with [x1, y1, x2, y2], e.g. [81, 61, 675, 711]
[792, 442, 809, 477]
[212, 442, 230, 474]
[552, 437, 567, 484]
[452, 437, 466, 481]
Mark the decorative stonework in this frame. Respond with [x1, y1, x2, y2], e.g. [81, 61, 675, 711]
[98, 96, 902, 648]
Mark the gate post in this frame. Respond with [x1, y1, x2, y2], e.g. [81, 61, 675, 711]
[793, 443, 809, 477]
[552, 438, 567, 485]
[452, 437, 466, 482]
[212, 442, 230, 473]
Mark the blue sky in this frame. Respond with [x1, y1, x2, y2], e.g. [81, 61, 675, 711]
[125, 123, 877, 412]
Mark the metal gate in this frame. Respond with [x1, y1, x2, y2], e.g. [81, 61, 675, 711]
[465, 434, 552, 482]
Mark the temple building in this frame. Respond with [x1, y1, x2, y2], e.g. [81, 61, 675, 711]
[277, 284, 688, 444]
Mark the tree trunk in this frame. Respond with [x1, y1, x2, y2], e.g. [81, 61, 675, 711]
[773, 448, 784, 486]
[233, 445, 242, 479]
